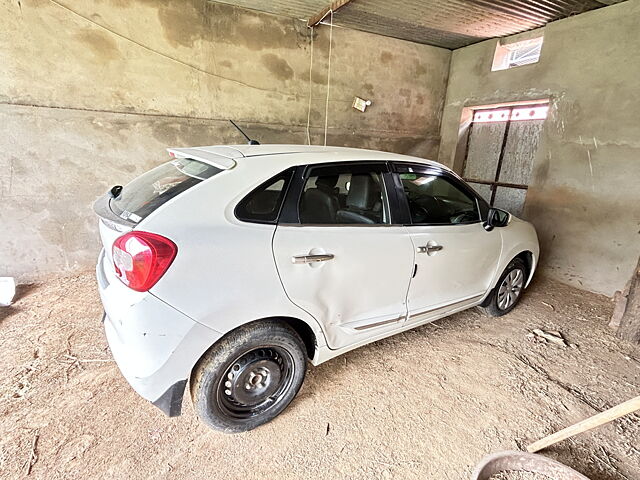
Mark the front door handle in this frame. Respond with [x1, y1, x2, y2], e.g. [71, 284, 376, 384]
[292, 253, 335, 264]
[417, 244, 443, 254]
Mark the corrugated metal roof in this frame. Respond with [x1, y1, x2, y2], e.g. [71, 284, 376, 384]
[210, 0, 623, 48]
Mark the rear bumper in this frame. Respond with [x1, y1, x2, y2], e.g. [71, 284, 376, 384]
[96, 249, 223, 416]
[152, 379, 188, 417]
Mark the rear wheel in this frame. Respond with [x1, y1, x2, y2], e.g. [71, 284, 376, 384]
[190, 321, 307, 433]
[480, 258, 527, 317]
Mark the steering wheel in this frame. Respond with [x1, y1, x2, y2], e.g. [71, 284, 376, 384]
[409, 201, 429, 223]
[450, 211, 477, 224]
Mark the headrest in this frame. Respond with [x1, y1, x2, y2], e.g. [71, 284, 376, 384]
[346, 174, 378, 210]
[315, 175, 339, 192]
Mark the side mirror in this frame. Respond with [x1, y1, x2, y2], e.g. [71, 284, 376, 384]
[484, 208, 510, 231]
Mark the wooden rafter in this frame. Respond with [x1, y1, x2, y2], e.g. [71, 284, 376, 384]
[307, 0, 354, 27]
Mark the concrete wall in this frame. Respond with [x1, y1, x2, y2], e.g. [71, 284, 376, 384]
[0, 0, 451, 280]
[439, 0, 640, 296]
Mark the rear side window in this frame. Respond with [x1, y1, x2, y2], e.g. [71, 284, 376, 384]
[110, 158, 222, 223]
[235, 168, 294, 224]
[299, 164, 390, 225]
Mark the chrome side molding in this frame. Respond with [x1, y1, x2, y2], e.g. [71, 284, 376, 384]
[354, 315, 404, 331]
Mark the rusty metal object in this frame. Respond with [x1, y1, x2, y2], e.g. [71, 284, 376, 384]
[471, 451, 590, 480]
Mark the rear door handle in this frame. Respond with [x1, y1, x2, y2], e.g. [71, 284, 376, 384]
[292, 254, 335, 264]
[417, 245, 443, 254]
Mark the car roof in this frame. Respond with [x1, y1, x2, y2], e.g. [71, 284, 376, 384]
[167, 144, 449, 171]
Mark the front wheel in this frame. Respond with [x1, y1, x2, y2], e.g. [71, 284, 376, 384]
[480, 258, 527, 317]
[190, 321, 307, 433]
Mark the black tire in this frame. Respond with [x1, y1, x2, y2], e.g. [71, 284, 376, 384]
[190, 320, 307, 433]
[480, 258, 527, 317]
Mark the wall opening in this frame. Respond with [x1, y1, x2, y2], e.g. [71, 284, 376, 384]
[459, 100, 549, 217]
[492, 36, 544, 71]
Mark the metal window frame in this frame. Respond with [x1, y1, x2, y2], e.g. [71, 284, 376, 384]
[279, 161, 402, 226]
[507, 42, 542, 67]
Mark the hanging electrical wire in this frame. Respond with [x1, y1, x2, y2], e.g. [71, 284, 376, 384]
[323, 10, 333, 147]
[306, 26, 314, 146]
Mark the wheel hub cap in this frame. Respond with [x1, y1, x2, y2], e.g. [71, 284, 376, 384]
[497, 268, 524, 310]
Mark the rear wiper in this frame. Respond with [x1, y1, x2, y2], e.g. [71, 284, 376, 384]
[108, 185, 123, 199]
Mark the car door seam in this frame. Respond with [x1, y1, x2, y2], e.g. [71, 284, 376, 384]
[270, 225, 331, 348]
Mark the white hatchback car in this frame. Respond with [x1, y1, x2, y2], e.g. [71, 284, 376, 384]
[94, 144, 539, 432]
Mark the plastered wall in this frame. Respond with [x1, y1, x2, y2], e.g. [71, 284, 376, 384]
[0, 0, 451, 280]
[438, 0, 640, 295]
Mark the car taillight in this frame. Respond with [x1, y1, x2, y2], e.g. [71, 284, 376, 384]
[112, 231, 177, 292]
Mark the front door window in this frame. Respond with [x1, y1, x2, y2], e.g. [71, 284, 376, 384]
[398, 172, 480, 225]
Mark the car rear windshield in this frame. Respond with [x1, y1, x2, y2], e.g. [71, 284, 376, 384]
[110, 158, 222, 223]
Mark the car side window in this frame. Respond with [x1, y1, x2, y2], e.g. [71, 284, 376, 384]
[235, 168, 294, 224]
[398, 172, 480, 225]
[299, 166, 390, 225]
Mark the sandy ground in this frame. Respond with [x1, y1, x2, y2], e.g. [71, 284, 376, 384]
[0, 273, 639, 480]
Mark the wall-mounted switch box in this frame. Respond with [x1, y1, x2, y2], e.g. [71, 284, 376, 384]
[352, 97, 372, 112]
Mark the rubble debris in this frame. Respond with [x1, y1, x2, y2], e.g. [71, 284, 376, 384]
[22, 429, 39, 476]
[541, 301, 555, 311]
[610, 280, 631, 329]
[611, 256, 640, 344]
[528, 329, 576, 348]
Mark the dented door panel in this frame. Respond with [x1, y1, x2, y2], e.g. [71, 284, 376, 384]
[272, 225, 414, 350]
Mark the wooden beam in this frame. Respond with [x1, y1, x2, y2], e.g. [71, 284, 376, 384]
[307, 0, 354, 27]
[527, 395, 640, 453]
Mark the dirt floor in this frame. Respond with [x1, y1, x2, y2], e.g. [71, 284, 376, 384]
[0, 273, 639, 480]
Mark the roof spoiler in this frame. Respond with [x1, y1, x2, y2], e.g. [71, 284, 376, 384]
[167, 147, 239, 170]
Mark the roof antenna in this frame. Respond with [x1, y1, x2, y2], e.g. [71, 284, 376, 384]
[229, 120, 260, 145]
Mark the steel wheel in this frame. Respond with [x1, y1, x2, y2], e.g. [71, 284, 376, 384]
[216, 346, 295, 420]
[497, 268, 524, 310]
[191, 321, 307, 432]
